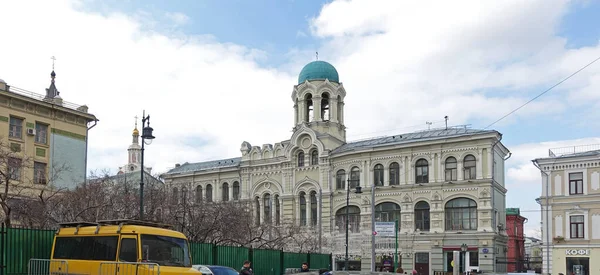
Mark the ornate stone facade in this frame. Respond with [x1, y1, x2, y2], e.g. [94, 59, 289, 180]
[162, 61, 511, 274]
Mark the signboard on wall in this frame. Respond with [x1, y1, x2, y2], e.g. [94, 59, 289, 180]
[565, 249, 590, 256]
[375, 222, 396, 237]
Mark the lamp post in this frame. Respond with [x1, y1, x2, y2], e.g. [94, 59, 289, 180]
[139, 110, 155, 220]
[460, 243, 468, 274]
[345, 177, 362, 271]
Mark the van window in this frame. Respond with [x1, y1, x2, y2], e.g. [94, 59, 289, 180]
[141, 235, 191, 267]
[119, 238, 138, 262]
[53, 236, 118, 261]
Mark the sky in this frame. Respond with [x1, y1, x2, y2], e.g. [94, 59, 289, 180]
[1, 0, 600, 238]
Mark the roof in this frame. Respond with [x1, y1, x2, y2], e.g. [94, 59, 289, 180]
[331, 127, 497, 155]
[534, 149, 600, 163]
[298, 61, 339, 84]
[506, 208, 521, 216]
[165, 157, 242, 175]
[91, 170, 162, 185]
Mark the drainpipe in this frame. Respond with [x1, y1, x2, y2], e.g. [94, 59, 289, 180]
[532, 160, 549, 275]
[84, 119, 98, 186]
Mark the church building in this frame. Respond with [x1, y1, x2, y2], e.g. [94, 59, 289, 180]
[162, 60, 511, 274]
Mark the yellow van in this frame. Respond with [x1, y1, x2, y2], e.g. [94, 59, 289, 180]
[30, 219, 201, 275]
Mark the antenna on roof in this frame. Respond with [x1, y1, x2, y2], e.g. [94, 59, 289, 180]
[426, 121, 432, 130]
[444, 116, 448, 130]
[51, 56, 56, 71]
[316, 51, 319, 61]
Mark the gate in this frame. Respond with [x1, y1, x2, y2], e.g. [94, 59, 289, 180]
[27, 259, 68, 275]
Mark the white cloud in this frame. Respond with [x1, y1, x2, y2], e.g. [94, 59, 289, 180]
[165, 12, 190, 26]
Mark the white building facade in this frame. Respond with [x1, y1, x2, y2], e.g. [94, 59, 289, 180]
[162, 61, 511, 274]
[533, 146, 600, 275]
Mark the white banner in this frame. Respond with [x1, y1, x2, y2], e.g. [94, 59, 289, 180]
[375, 222, 396, 237]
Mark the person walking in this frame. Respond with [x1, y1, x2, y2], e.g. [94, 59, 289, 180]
[240, 260, 253, 275]
[300, 262, 310, 272]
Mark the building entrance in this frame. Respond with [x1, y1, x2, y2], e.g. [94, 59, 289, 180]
[414, 252, 429, 275]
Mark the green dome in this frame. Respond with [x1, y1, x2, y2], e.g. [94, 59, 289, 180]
[298, 61, 339, 84]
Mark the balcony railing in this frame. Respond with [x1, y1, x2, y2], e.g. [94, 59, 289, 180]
[6, 85, 87, 112]
[549, 144, 600, 157]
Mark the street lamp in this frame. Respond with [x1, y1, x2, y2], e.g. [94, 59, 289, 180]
[139, 110, 155, 220]
[345, 177, 363, 271]
[460, 243, 468, 274]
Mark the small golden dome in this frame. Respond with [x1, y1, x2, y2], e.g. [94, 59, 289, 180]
[133, 128, 139, 136]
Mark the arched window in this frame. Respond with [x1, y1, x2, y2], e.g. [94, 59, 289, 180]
[389, 162, 400, 185]
[336, 170, 346, 190]
[374, 164, 384, 186]
[172, 187, 179, 203]
[233, 181, 240, 200]
[264, 194, 271, 224]
[415, 159, 429, 184]
[298, 152, 305, 167]
[195, 185, 203, 203]
[375, 202, 401, 227]
[445, 198, 477, 230]
[310, 191, 318, 226]
[222, 182, 229, 201]
[464, 155, 476, 180]
[415, 201, 430, 231]
[335, 206, 361, 233]
[299, 192, 307, 226]
[321, 93, 330, 121]
[311, 150, 319, 165]
[350, 167, 360, 188]
[255, 197, 260, 226]
[305, 94, 313, 122]
[275, 194, 280, 225]
[445, 157, 457, 181]
[206, 184, 213, 202]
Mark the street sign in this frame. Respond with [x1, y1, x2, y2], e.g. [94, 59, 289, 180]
[375, 222, 396, 237]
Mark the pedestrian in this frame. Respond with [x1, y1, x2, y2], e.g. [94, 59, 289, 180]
[240, 260, 253, 275]
[300, 262, 310, 272]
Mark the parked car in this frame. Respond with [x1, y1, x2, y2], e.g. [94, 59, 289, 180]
[193, 265, 240, 275]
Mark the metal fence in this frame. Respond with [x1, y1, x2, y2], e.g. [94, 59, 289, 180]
[0, 224, 332, 275]
[27, 259, 68, 275]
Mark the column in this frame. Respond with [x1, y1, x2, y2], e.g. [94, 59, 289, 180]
[477, 149, 484, 180]
[458, 160, 464, 181]
[439, 155, 444, 182]
[331, 98, 339, 123]
[299, 100, 306, 123]
[487, 148, 493, 179]
[384, 166, 390, 186]
[313, 96, 322, 121]
[259, 199, 264, 224]
[229, 184, 234, 201]
[294, 103, 299, 125]
[307, 197, 312, 227]
[339, 102, 345, 124]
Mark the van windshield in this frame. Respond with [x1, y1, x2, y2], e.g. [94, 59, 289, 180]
[141, 234, 191, 267]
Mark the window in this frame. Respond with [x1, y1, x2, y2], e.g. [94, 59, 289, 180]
[255, 197, 260, 225]
[233, 181, 240, 200]
[350, 167, 360, 188]
[119, 238, 138, 262]
[463, 155, 476, 180]
[415, 159, 428, 184]
[389, 162, 399, 185]
[206, 184, 213, 202]
[570, 215, 584, 239]
[141, 234, 191, 267]
[222, 182, 229, 201]
[9, 117, 23, 139]
[336, 170, 346, 190]
[445, 198, 477, 230]
[8, 157, 21, 181]
[415, 201, 430, 231]
[34, 162, 47, 185]
[445, 157, 457, 181]
[275, 195, 280, 225]
[375, 202, 401, 226]
[172, 187, 179, 202]
[374, 164, 384, 186]
[321, 93, 330, 121]
[53, 236, 118, 260]
[311, 150, 318, 165]
[298, 152, 305, 167]
[335, 206, 361, 233]
[299, 192, 307, 226]
[35, 123, 48, 144]
[264, 194, 271, 224]
[569, 172, 583, 195]
[310, 191, 318, 226]
[469, 251, 479, 266]
[195, 185, 203, 203]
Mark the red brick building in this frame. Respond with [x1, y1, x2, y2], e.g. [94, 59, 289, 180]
[506, 208, 527, 272]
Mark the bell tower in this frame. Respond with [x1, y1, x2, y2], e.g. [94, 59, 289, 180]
[292, 60, 347, 150]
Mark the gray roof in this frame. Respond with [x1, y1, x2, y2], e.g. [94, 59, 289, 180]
[331, 128, 497, 155]
[165, 128, 497, 175]
[166, 157, 242, 175]
[90, 170, 162, 185]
